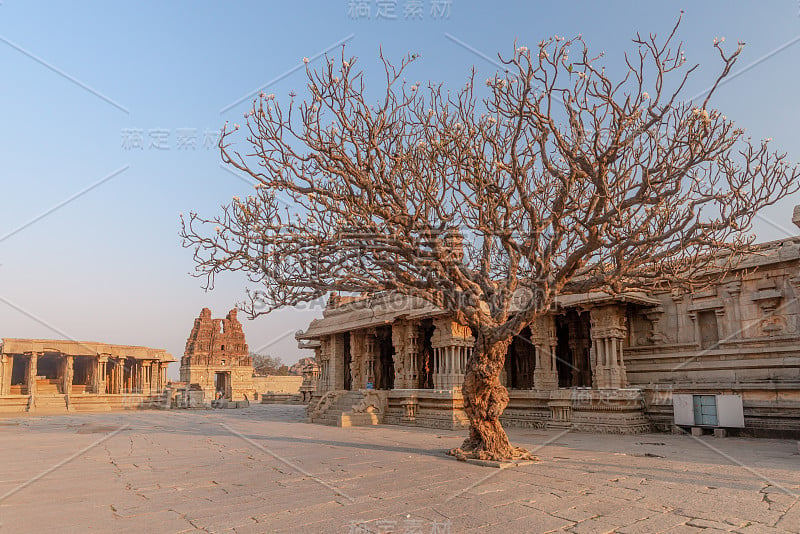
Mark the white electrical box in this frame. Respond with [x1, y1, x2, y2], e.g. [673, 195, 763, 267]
[672, 394, 744, 428]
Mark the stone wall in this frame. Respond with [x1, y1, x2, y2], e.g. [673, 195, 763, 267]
[252, 376, 303, 394]
[624, 251, 800, 436]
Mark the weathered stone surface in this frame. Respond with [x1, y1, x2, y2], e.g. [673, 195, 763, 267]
[1, 405, 797, 533]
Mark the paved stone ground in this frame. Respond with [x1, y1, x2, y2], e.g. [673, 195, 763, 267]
[0, 405, 798, 533]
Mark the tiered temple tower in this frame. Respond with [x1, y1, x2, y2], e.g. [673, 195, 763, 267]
[180, 308, 254, 401]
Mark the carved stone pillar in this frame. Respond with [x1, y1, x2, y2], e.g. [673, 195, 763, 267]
[671, 290, 689, 343]
[721, 281, 743, 340]
[391, 321, 420, 389]
[318, 338, 331, 392]
[348, 331, 365, 390]
[532, 315, 558, 391]
[116, 358, 124, 394]
[589, 305, 628, 389]
[364, 331, 377, 388]
[26, 352, 39, 409]
[92, 354, 108, 394]
[0, 354, 9, 396]
[63, 354, 74, 395]
[406, 324, 420, 388]
[430, 318, 473, 390]
[141, 360, 152, 394]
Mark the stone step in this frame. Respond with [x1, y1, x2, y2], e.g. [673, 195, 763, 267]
[33, 395, 68, 411]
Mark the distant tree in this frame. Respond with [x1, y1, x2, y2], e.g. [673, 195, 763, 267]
[250, 353, 287, 376]
[183, 17, 799, 461]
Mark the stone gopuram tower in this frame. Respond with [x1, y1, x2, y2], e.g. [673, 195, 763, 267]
[180, 308, 255, 401]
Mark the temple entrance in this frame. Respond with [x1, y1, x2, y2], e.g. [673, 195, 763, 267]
[11, 355, 29, 394]
[36, 354, 63, 393]
[343, 332, 352, 390]
[36, 354, 61, 380]
[73, 356, 94, 393]
[418, 320, 435, 389]
[555, 311, 593, 388]
[214, 372, 230, 399]
[374, 326, 395, 390]
[505, 326, 535, 389]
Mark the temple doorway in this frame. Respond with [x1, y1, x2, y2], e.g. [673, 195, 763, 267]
[36, 353, 63, 393]
[343, 332, 352, 390]
[73, 356, 94, 393]
[10, 355, 29, 394]
[505, 326, 535, 389]
[418, 320, 435, 389]
[374, 326, 395, 390]
[214, 372, 230, 399]
[555, 311, 592, 388]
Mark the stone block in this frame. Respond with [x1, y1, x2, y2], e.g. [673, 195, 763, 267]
[713, 428, 727, 438]
[691, 426, 703, 437]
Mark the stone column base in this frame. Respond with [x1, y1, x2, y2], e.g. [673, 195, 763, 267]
[534, 369, 558, 391]
[594, 366, 625, 389]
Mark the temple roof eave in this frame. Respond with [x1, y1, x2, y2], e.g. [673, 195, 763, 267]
[295, 289, 661, 342]
[0, 338, 175, 362]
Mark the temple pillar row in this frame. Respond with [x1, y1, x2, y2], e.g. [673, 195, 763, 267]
[589, 305, 629, 389]
[431, 318, 473, 390]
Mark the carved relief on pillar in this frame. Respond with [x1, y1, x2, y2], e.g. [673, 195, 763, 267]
[349, 331, 364, 390]
[430, 318, 473, 390]
[531, 314, 558, 391]
[63, 354, 74, 396]
[751, 285, 786, 336]
[391, 321, 421, 389]
[589, 305, 628, 389]
[318, 337, 331, 392]
[643, 306, 668, 344]
[364, 329, 377, 387]
[391, 322, 408, 389]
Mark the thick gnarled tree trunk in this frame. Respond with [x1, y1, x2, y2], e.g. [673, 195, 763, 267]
[448, 333, 536, 462]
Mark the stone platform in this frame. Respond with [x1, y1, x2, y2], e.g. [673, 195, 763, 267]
[0, 404, 797, 533]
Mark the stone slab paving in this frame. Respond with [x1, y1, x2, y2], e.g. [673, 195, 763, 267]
[0, 405, 798, 533]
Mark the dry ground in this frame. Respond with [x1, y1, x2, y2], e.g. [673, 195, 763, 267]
[0, 405, 798, 533]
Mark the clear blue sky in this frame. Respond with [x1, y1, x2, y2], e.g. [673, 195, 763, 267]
[1, 1, 799, 378]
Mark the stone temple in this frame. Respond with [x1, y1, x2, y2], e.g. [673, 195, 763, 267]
[180, 308, 255, 402]
[0, 339, 173, 414]
[298, 210, 800, 437]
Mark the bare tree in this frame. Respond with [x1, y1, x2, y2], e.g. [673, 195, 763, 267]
[182, 18, 799, 460]
[251, 353, 288, 376]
